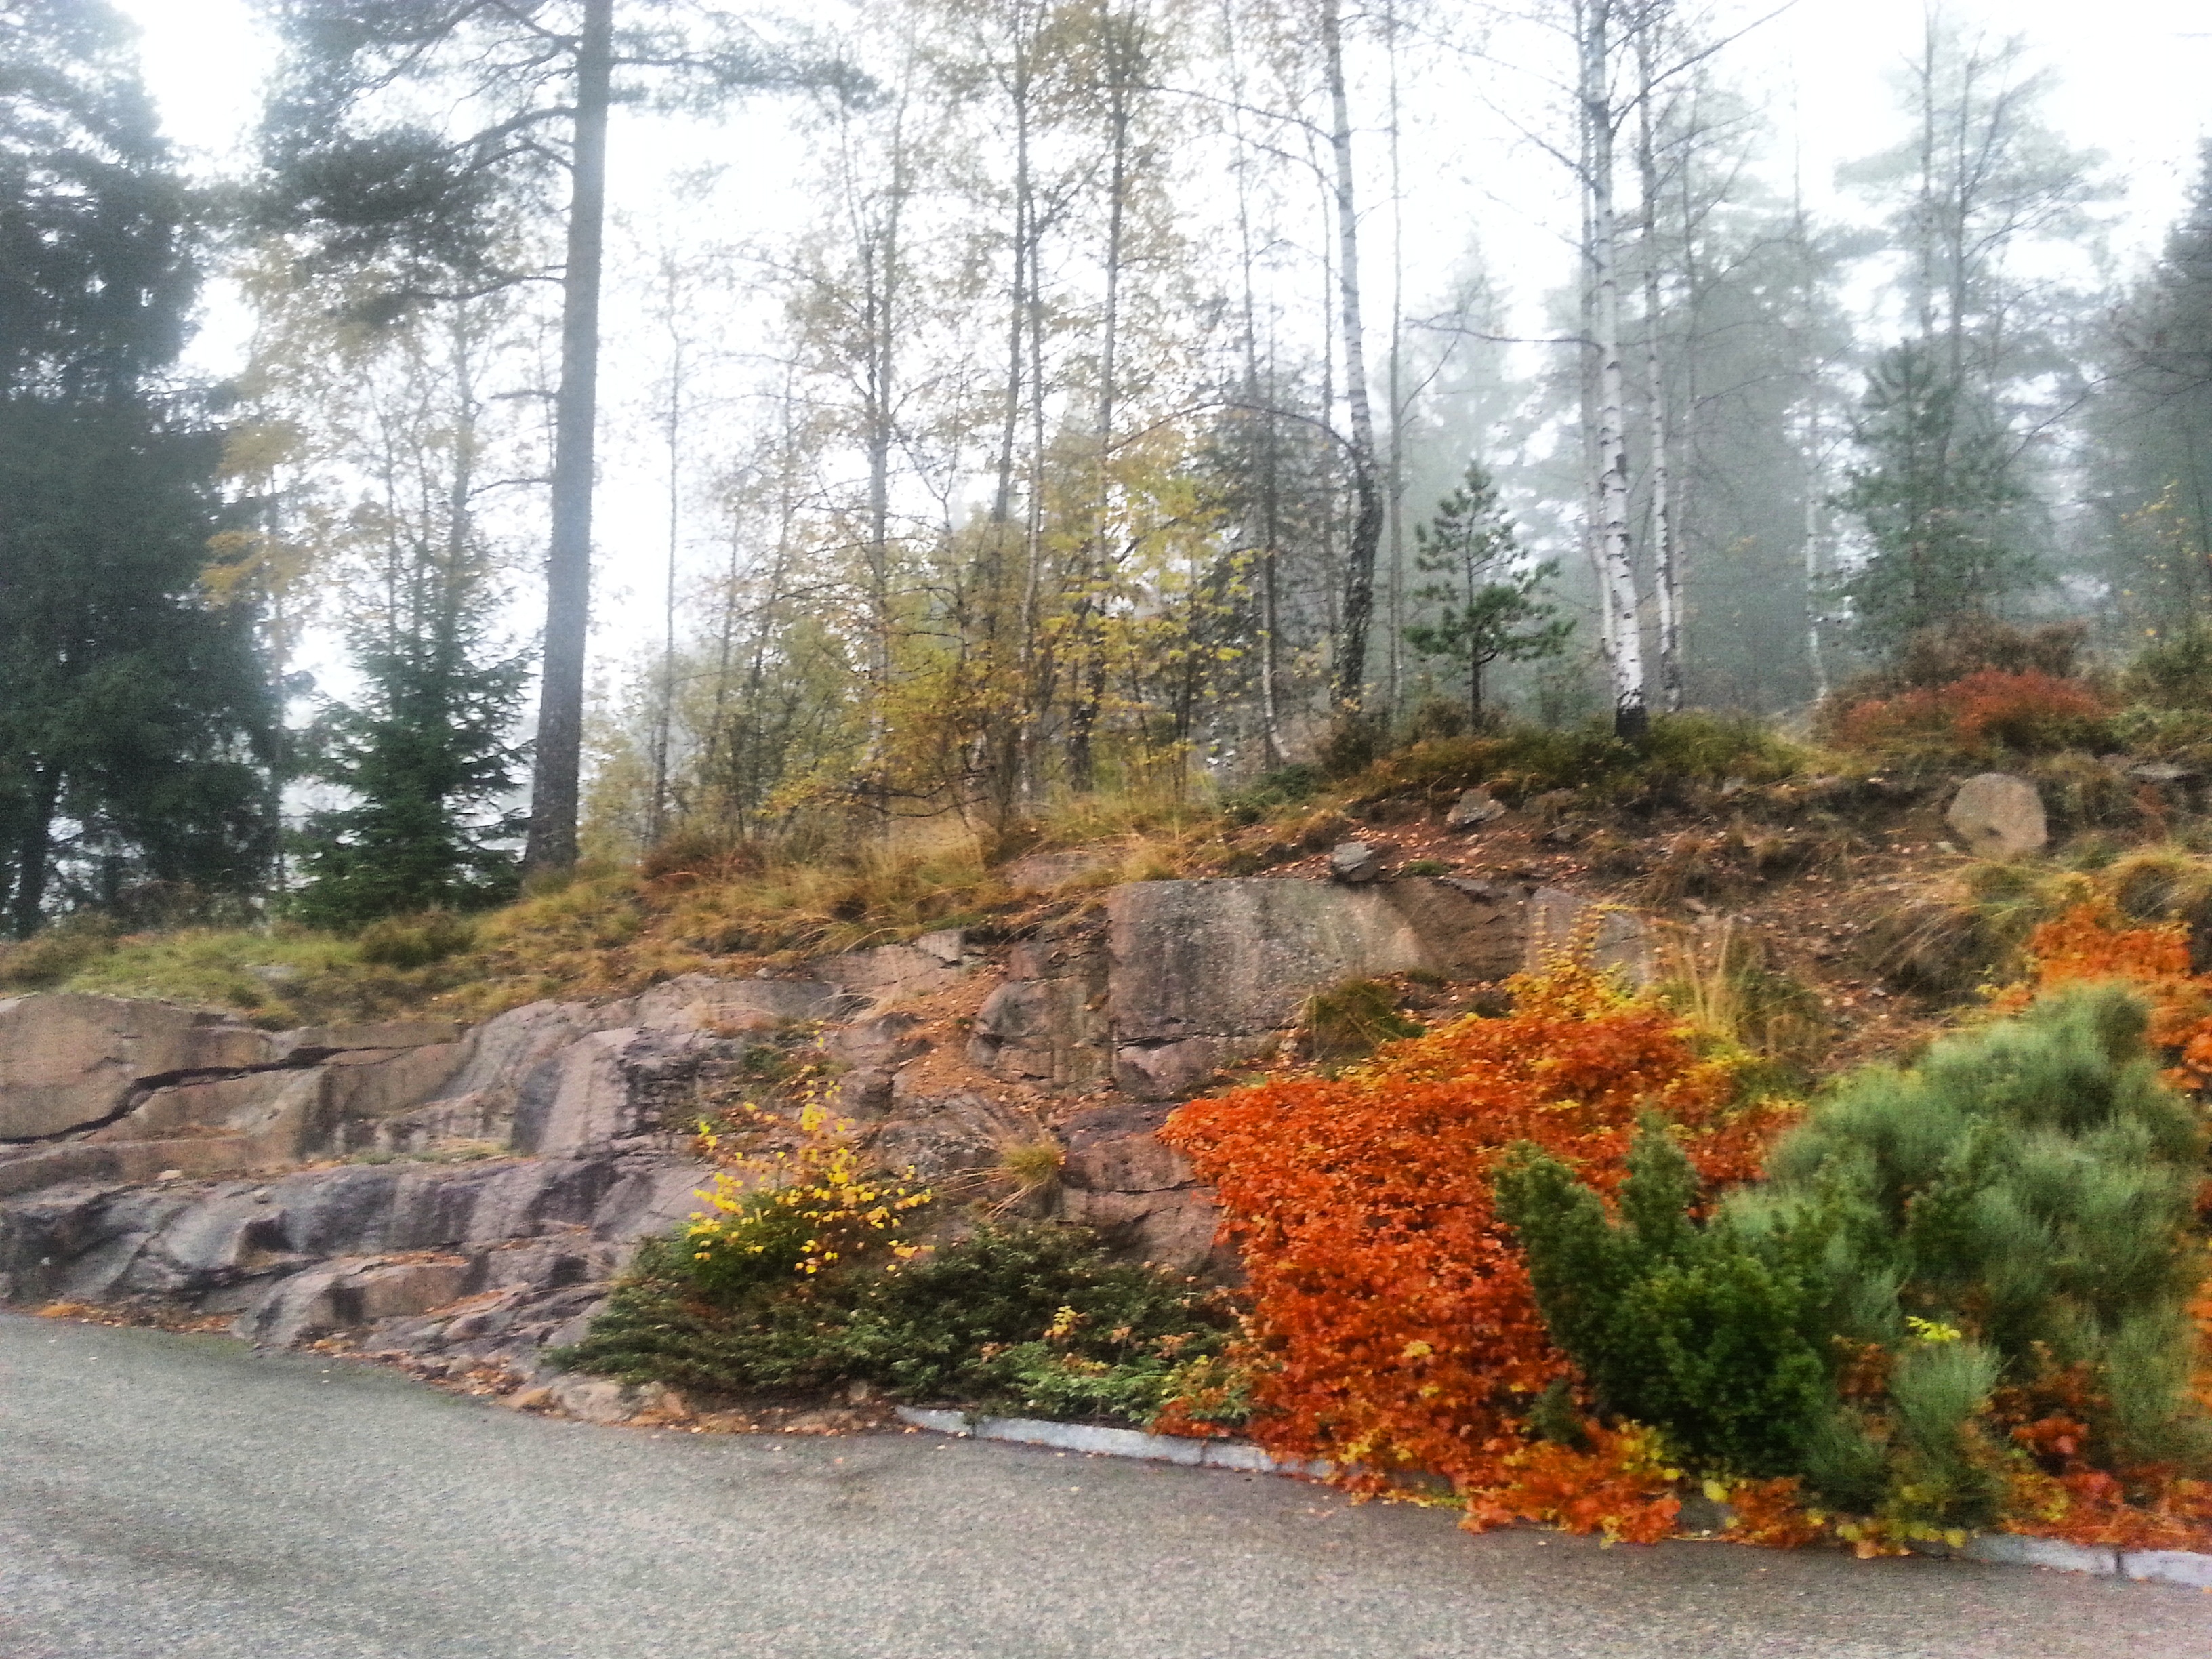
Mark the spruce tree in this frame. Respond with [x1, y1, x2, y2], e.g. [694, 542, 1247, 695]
[1834, 342, 2036, 650]
[0, 0, 273, 935]
[284, 306, 529, 927]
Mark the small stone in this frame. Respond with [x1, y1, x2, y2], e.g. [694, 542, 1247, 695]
[1945, 772, 2047, 859]
[1328, 842, 1382, 883]
[914, 928, 966, 965]
[506, 1386, 555, 1411]
[1444, 787, 1508, 830]
[156, 1169, 184, 1182]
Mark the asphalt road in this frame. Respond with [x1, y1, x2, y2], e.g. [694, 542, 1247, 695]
[3, 1312, 2209, 1659]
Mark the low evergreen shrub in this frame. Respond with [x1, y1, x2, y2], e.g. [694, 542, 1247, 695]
[2123, 623, 2212, 712]
[1496, 1118, 1834, 1479]
[355, 910, 474, 968]
[558, 1221, 1236, 1427]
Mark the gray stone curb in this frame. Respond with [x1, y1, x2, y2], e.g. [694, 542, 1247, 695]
[1958, 1532, 2212, 1588]
[890, 1406, 1330, 1476]
[894, 1408, 2212, 1590]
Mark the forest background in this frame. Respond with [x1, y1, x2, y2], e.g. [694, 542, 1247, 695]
[6, 0, 2212, 930]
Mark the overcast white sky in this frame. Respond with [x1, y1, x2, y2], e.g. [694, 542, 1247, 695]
[110, 0, 2212, 678]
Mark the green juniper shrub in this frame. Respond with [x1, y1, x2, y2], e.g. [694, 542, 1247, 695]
[557, 1221, 1236, 1427]
[2123, 623, 2212, 712]
[1318, 710, 1391, 779]
[1348, 714, 1811, 809]
[0, 913, 119, 989]
[354, 909, 474, 968]
[1218, 763, 1325, 825]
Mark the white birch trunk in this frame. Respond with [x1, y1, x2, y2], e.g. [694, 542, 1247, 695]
[1581, 0, 1646, 734]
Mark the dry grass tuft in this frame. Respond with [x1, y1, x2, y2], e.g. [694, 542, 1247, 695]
[1653, 920, 1830, 1085]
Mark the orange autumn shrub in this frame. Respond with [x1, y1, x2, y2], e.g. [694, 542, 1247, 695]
[1467, 1423, 1683, 1544]
[1835, 668, 2110, 761]
[2004, 898, 2212, 1093]
[1160, 960, 1787, 1515]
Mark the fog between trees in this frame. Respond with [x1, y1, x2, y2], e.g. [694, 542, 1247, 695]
[3, 0, 2209, 926]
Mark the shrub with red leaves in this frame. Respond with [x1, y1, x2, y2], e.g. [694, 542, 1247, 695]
[1835, 668, 2110, 760]
[1161, 961, 1785, 1517]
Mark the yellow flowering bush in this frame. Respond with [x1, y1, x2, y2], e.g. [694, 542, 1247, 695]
[684, 1099, 931, 1296]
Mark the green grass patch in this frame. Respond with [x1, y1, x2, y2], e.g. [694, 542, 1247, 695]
[0, 922, 475, 1027]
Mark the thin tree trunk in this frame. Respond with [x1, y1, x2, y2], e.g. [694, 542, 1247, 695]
[1069, 2, 1136, 794]
[1322, 0, 1382, 713]
[1635, 18, 1681, 714]
[650, 266, 683, 847]
[1803, 394, 1830, 701]
[9, 763, 59, 938]
[1383, 0, 1406, 717]
[1581, 0, 1646, 737]
[859, 70, 909, 836]
[523, 0, 611, 874]
[1792, 157, 1830, 703]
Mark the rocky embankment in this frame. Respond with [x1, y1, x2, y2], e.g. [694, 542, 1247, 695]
[0, 872, 1637, 1404]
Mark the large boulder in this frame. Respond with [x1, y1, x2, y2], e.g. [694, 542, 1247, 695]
[1107, 876, 1525, 1050]
[1948, 771, 2047, 859]
[0, 995, 272, 1141]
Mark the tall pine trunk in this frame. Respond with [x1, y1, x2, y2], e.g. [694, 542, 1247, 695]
[523, 0, 611, 874]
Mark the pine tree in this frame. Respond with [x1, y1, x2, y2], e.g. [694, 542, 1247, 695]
[255, 1, 818, 874]
[1401, 462, 1570, 725]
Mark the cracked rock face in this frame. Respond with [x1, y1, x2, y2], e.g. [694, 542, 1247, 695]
[0, 995, 272, 1141]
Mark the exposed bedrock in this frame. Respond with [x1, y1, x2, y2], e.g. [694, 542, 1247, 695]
[0, 878, 1652, 1365]
[971, 875, 1644, 1102]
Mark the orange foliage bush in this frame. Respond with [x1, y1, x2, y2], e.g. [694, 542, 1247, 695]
[1466, 1424, 1683, 1544]
[1835, 668, 2110, 759]
[2004, 898, 2212, 1094]
[1161, 960, 1788, 1523]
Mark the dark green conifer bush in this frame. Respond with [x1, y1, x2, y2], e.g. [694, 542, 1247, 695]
[1496, 1119, 1836, 1479]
